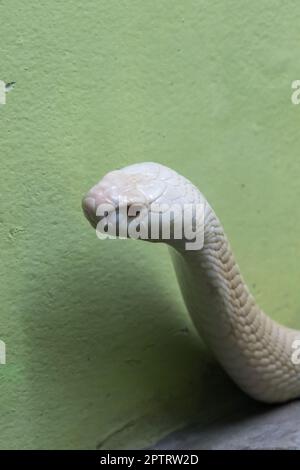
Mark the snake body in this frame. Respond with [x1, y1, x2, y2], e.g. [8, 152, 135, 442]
[82, 162, 300, 403]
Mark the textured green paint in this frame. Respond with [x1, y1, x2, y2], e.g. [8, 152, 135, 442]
[1, 0, 300, 449]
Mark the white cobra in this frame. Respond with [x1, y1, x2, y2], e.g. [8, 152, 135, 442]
[82, 162, 300, 404]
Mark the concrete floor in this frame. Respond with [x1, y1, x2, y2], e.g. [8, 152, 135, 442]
[152, 400, 300, 450]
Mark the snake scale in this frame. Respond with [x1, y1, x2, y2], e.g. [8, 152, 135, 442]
[82, 162, 300, 404]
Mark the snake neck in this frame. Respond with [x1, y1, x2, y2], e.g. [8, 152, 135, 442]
[170, 201, 300, 403]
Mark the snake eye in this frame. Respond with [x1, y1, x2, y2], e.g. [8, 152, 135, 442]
[125, 205, 134, 220]
[126, 204, 142, 219]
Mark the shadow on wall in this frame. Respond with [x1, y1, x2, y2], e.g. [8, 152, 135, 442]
[22, 238, 255, 449]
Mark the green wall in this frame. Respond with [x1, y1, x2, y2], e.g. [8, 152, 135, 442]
[1, 0, 300, 449]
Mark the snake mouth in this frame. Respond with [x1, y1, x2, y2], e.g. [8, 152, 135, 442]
[82, 196, 142, 235]
[82, 196, 99, 228]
